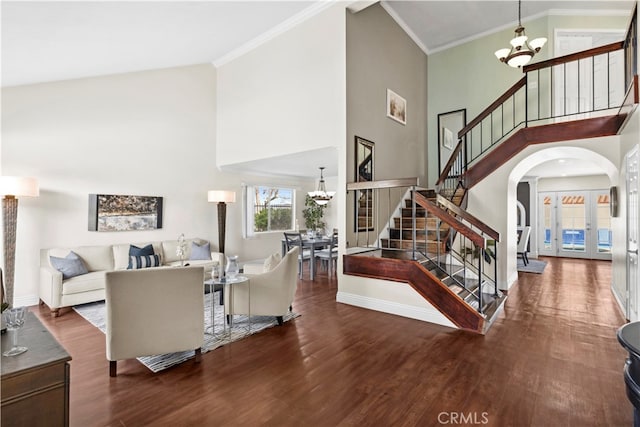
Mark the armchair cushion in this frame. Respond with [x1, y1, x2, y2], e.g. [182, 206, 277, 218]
[262, 252, 282, 272]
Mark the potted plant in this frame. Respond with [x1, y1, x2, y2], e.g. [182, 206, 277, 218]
[302, 195, 326, 236]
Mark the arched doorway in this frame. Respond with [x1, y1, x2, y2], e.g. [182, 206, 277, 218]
[506, 147, 619, 282]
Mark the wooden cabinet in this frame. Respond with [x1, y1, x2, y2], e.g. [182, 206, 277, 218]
[1, 311, 71, 426]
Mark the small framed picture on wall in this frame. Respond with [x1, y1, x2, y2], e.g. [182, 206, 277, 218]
[386, 89, 406, 125]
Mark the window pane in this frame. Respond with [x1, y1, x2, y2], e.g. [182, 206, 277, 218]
[253, 186, 293, 233]
[561, 194, 586, 252]
[596, 192, 612, 254]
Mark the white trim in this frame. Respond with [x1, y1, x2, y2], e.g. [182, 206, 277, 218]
[611, 283, 628, 319]
[380, 1, 429, 55]
[429, 9, 630, 55]
[14, 295, 39, 308]
[505, 271, 519, 290]
[336, 291, 457, 329]
[212, 1, 337, 68]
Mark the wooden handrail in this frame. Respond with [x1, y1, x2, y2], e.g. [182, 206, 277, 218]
[346, 178, 419, 191]
[436, 195, 500, 241]
[414, 192, 485, 248]
[435, 141, 464, 186]
[523, 41, 624, 73]
[459, 77, 527, 137]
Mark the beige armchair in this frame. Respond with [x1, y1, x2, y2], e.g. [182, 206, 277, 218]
[105, 266, 205, 377]
[226, 247, 299, 325]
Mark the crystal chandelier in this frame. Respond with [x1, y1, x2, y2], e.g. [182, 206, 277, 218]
[494, 0, 547, 68]
[308, 167, 335, 206]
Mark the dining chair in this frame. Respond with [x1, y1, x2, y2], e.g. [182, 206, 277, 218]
[283, 232, 311, 278]
[517, 226, 531, 266]
[315, 231, 338, 276]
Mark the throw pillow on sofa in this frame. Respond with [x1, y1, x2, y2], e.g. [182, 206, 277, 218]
[128, 244, 155, 269]
[50, 251, 89, 279]
[189, 241, 211, 260]
[129, 254, 161, 269]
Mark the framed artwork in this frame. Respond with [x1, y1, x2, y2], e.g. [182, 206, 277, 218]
[437, 109, 466, 174]
[89, 194, 163, 231]
[386, 89, 406, 125]
[354, 136, 375, 232]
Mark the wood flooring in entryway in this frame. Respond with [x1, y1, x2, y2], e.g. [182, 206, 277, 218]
[33, 256, 631, 426]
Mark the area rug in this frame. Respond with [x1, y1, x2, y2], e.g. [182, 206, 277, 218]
[73, 291, 299, 373]
[517, 258, 547, 274]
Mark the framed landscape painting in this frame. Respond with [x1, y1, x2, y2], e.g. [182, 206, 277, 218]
[89, 194, 163, 231]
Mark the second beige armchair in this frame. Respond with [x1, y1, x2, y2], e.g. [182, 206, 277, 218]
[226, 247, 299, 325]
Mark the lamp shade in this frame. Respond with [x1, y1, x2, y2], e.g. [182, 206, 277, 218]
[208, 190, 236, 203]
[0, 176, 39, 197]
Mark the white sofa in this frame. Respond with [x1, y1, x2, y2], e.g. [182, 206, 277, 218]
[105, 266, 205, 376]
[39, 238, 221, 317]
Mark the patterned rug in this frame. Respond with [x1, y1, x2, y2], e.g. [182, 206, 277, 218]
[73, 291, 299, 372]
[517, 258, 547, 274]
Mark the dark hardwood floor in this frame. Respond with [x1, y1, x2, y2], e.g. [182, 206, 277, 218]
[32, 256, 631, 426]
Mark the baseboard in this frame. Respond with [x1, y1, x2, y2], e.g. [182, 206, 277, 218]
[14, 295, 40, 308]
[611, 284, 628, 320]
[502, 271, 519, 291]
[336, 291, 456, 329]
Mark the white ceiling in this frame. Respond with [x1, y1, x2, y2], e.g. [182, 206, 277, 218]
[2, 1, 635, 179]
[525, 158, 608, 179]
[3, 1, 634, 88]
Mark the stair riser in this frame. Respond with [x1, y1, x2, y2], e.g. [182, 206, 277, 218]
[393, 218, 450, 229]
[380, 239, 446, 252]
[389, 229, 447, 240]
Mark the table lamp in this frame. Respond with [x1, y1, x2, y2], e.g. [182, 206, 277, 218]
[0, 176, 39, 308]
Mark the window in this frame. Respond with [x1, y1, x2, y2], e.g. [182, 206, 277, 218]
[245, 185, 295, 236]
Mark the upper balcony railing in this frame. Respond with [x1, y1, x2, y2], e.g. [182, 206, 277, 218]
[437, 5, 638, 194]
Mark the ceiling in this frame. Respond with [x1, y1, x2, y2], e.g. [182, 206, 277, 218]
[2, 1, 635, 179]
[525, 158, 608, 179]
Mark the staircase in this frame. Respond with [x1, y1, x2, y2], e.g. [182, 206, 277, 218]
[344, 11, 638, 335]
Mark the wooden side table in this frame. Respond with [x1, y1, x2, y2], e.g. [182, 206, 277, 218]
[1, 311, 71, 426]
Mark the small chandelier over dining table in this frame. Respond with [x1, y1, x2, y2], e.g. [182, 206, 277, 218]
[494, 0, 547, 68]
[308, 167, 335, 206]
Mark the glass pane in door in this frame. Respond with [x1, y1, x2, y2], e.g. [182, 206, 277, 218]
[560, 193, 586, 252]
[542, 195, 553, 251]
[595, 192, 612, 254]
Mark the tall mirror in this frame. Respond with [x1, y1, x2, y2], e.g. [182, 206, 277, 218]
[355, 136, 374, 232]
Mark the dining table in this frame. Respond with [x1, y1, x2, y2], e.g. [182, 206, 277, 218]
[281, 236, 331, 280]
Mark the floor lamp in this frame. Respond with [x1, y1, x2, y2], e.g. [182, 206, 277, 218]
[0, 177, 39, 308]
[207, 190, 236, 278]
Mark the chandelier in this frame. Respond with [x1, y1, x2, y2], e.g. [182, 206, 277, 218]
[494, 0, 547, 68]
[308, 167, 335, 206]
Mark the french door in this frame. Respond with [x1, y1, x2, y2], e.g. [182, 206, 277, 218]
[539, 190, 612, 260]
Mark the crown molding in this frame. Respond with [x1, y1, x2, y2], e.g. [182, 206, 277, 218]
[380, 1, 429, 56]
[213, 1, 337, 68]
[423, 8, 630, 55]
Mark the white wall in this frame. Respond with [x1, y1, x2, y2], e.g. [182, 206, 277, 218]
[537, 175, 611, 192]
[1, 64, 310, 306]
[216, 4, 346, 167]
[337, 4, 449, 327]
